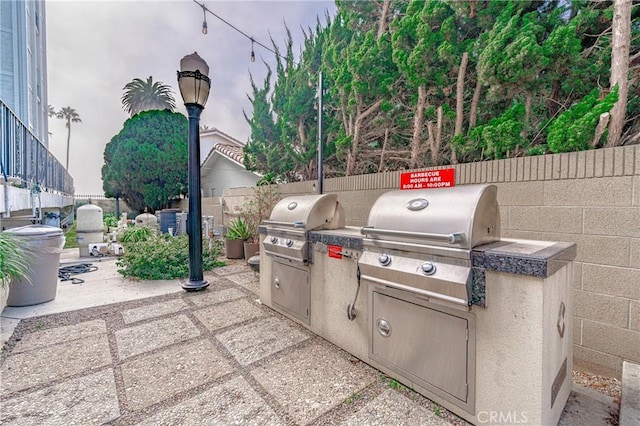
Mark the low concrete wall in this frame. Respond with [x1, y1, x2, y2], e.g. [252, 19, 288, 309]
[74, 197, 135, 217]
[226, 145, 640, 378]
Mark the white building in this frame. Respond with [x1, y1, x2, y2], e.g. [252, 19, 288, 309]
[0, 0, 49, 146]
[199, 128, 260, 197]
[0, 0, 73, 229]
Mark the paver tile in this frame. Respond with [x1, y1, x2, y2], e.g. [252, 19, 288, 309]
[194, 298, 265, 331]
[121, 299, 189, 324]
[11, 319, 106, 353]
[0, 369, 120, 425]
[135, 375, 284, 425]
[1, 334, 112, 394]
[115, 314, 200, 360]
[225, 271, 260, 295]
[121, 338, 233, 411]
[214, 263, 249, 276]
[252, 342, 376, 425]
[187, 287, 245, 307]
[217, 316, 310, 366]
[341, 389, 453, 426]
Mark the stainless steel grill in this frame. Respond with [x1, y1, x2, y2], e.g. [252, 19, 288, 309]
[358, 184, 499, 413]
[358, 184, 499, 308]
[263, 193, 345, 264]
[263, 193, 345, 324]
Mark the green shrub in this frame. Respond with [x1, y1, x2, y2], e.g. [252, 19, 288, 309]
[116, 234, 224, 280]
[0, 233, 31, 287]
[103, 213, 118, 229]
[547, 86, 618, 153]
[120, 227, 154, 244]
[226, 218, 251, 240]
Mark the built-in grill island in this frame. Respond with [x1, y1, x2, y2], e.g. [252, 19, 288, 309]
[259, 184, 575, 426]
[262, 193, 344, 324]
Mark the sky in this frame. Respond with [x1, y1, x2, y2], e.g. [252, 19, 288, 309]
[46, 0, 336, 194]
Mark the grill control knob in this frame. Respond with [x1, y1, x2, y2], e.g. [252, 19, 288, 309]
[286, 239, 294, 247]
[421, 261, 436, 275]
[270, 236, 278, 244]
[378, 254, 391, 266]
[274, 278, 280, 289]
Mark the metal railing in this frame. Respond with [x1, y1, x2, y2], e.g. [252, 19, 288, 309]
[74, 194, 108, 200]
[1, 100, 74, 195]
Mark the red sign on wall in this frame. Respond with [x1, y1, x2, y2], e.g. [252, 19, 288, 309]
[400, 168, 455, 190]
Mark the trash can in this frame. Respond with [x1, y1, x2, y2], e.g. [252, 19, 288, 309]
[4, 225, 65, 307]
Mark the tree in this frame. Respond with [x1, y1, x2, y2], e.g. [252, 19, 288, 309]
[121, 76, 176, 117]
[102, 110, 188, 212]
[244, 0, 639, 176]
[55, 106, 82, 170]
[47, 105, 56, 117]
[607, 0, 632, 146]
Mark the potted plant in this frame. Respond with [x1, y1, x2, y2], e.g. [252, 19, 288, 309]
[225, 217, 250, 259]
[238, 184, 280, 259]
[0, 232, 31, 310]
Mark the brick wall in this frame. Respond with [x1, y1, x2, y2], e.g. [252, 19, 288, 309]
[225, 145, 640, 377]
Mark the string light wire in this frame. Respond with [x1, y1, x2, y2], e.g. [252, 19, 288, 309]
[192, 0, 289, 63]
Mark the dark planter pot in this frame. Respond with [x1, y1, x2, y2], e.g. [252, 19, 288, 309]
[225, 239, 244, 259]
[243, 241, 260, 259]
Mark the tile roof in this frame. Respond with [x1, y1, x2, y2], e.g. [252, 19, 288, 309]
[214, 143, 245, 165]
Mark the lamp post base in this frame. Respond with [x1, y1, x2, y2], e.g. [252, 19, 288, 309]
[182, 280, 209, 291]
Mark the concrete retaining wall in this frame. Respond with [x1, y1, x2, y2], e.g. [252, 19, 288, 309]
[224, 145, 640, 378]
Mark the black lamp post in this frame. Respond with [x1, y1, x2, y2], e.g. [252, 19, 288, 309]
[177, 52, 210, 291]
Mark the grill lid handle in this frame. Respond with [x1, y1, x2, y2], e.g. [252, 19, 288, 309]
[263, 220, 306, 228]
[360, 226, 465, 245]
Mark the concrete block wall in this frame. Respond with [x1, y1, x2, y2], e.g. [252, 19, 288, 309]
[224, 145, 639, 377]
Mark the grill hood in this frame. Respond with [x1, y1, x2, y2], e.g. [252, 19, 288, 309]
[266, 193, 345, 231]
[362, 184, 500, 250]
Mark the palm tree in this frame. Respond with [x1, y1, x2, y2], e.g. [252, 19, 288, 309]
[47, 104, 56, 117]
[121, 76, 176, 117]
[56, 107, 82, 170]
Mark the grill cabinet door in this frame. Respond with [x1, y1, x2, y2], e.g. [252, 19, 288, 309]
[371, 291, 469, 402]
[271, 260, 310, 324]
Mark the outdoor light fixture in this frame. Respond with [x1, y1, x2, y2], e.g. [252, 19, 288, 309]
[177, 52, 211, 291]
[201, 4, 208, 34]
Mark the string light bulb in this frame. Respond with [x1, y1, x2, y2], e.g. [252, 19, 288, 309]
[250, 38, 255, 62]
[201, 5, 208, 34]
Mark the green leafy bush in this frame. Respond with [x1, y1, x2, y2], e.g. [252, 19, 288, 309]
[226, 218, 251, 241]
[0, 233, 31, 287]
[547, 86, 618, 153]
[116, 234, 224, 280]
[103, 213, 118, 229]
[453, 103, 526, 161]
[120, 227, 154, 243]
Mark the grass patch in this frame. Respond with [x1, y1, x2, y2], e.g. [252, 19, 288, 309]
[63, 223, 78, 249]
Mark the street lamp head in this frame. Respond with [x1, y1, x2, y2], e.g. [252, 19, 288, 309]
[177, 52, 211, 108]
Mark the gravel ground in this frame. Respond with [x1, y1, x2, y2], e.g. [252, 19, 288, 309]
[1, 256, 624, 425]
[573, 370, 622, 405]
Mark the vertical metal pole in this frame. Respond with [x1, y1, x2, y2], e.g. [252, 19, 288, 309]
[183, 104, 209, 291]
[317, 71, 324, 195]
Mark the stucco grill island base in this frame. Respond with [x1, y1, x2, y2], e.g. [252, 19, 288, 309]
[260, 185, 576, 426]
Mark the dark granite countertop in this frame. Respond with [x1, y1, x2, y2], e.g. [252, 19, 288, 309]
[471, 239, 577, 278]
[260, 225, 576, 279]
[309, 227, 363, 250]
